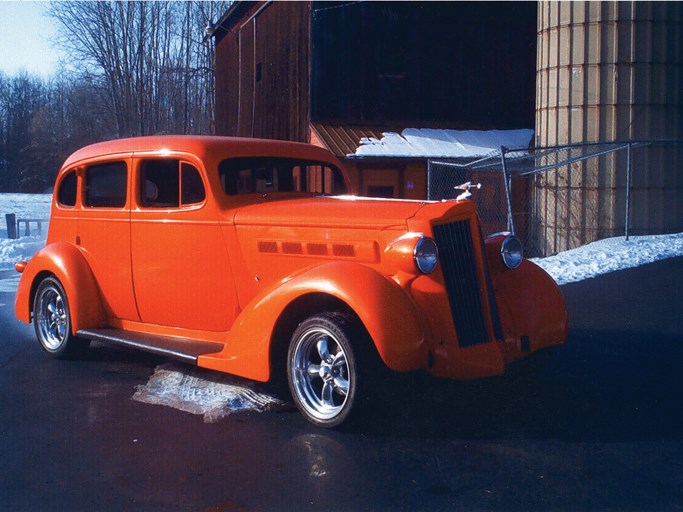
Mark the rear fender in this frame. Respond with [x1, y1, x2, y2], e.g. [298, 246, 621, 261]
[15, 242, 106, 332]
[199, 261, 426, 381]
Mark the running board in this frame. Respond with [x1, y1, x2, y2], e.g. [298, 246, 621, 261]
[76, 328, 224, 365]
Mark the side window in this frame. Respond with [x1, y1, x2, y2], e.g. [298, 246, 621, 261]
[140, 160, 205, 208]
[84, 162, 127, 208]
[141, 160, 179, 208]
[57, 170, 77, 207]
[181, 163, 206, 205]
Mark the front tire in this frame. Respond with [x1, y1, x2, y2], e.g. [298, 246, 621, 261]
[287, 313, 364, 428]
[33, 276, 90, 359]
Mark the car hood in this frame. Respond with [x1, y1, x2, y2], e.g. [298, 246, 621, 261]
[232, 195, 428, 230]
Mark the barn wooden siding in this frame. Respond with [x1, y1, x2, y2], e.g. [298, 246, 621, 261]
[215, 1, 311, 142]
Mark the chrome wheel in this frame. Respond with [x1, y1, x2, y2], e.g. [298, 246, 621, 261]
[33, 277, 89, 358]
[292, 327, 350, 419]
[288, 314, 359, 427]
[35, 280, 69, 351]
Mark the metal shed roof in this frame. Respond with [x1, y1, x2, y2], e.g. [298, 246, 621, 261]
[311, 123, 534, 160]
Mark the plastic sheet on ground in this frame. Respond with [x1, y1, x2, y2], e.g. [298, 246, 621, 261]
[132, 363, 288, 423]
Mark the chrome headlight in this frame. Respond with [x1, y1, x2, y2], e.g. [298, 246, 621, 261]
[501, 234, 523, 269]
[414, 237, 438, 274]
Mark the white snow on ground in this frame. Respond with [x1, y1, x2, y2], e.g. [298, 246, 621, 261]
[0, 193, 52, 271]
[1, 192, 682, 418]
[0, 235, 47, 273]
[0, 193, 52, 229]
[352, 128, 534, 158]
[531, 233, 683, 286]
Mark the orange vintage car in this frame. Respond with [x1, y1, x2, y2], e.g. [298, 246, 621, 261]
[15, 136, 567, 427]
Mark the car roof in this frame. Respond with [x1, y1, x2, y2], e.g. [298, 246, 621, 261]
[61, 135, 340, 169]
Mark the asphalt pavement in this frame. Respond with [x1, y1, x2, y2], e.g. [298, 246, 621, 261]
[0, 257, 682, 511]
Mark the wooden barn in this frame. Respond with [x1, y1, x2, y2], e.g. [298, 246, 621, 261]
[208, 1, 537, 199]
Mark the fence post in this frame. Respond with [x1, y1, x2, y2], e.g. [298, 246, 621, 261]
[499, 146, 515, 234]
[625, 142, 632, 241]
[5, 213, 17, 239]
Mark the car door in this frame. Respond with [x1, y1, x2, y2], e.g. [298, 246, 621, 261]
[77, 157, 139, 321]
[130, 156, 238, 332]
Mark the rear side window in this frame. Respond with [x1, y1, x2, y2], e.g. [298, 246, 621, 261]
[181, 163, 206, 205]
[57, 171, 77, 207]
[219, 157, 347, 196]
[140, 159, 205, 208]
[84, 162, 127, 208]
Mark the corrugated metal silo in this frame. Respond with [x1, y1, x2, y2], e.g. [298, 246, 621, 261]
[535, 1, 682, 255]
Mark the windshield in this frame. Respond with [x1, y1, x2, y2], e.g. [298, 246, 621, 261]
[218, 157, 347, 196]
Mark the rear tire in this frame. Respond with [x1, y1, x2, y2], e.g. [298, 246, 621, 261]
[287, 312, 368, 428]
[33, 276, 90, 359]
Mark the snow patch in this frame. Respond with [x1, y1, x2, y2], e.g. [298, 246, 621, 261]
[0, 193, 52, 230]
[352, 128, 534, 158]
[132, 363, 287, 422]
[0, 235, 47, 271]
[0, 275, 20, 293]
[1, 193, 51, 271]
[531, 233, 683, 285]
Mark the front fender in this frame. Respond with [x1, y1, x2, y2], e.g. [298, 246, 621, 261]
[198, 261, 426, 381]
[491, 258, 568, 357]
[15, 242, 106, 332]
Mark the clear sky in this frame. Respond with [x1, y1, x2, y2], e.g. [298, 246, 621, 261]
[0, 1, 62, 78]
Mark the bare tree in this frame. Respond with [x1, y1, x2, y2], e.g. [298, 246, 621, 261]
[47, 0, 229, 138]
[0, 1, 231, 191]
[0, 72, 50, 191]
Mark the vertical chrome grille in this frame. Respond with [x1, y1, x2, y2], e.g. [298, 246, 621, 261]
[432, 220, 489, 347]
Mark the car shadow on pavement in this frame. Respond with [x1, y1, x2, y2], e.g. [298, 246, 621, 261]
[356, 327, 683, 443]
[359, 258, 683, 441]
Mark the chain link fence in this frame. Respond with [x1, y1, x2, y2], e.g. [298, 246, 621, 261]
[428, 140, 683, 257]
